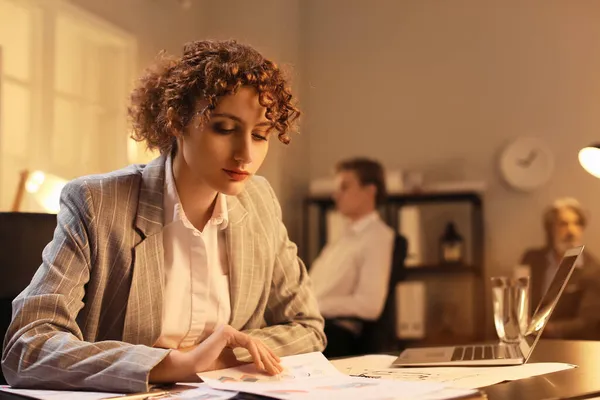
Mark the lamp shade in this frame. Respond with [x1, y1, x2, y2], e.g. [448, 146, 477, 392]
[578, 143, 600, 179]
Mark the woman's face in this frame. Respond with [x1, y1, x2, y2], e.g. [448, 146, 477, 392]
[177, 86, 273, 196]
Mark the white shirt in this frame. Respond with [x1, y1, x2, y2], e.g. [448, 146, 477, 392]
[154, 155, 231, 349]
[309, 212, 395, 324]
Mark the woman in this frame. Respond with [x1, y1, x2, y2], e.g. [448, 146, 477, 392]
[1, 39, 325, 393]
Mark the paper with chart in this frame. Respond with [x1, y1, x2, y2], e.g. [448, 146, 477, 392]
[199, 352, 478, 400]
[330, 354, 575, 389]
[199, 351, 344, 384]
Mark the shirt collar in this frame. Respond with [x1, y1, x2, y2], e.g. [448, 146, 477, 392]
[163, 153, 229, 231]
[348, 211, 380, 234]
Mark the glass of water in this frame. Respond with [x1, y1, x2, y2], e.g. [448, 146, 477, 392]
[491, 276, 530, 343]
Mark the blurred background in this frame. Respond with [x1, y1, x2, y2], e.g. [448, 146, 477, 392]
[2, 0, 600, 344]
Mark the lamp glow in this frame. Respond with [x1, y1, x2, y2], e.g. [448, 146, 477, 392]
[24, 170, 67, 213]
[579, 144, 600, 179]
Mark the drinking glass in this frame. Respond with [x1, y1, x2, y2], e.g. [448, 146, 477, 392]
[491, 276, 529, 343]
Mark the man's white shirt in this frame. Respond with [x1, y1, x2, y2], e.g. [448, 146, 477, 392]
[309, 211, 395, 328]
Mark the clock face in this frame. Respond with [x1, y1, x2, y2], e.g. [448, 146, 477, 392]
[499, 137, 555, 192]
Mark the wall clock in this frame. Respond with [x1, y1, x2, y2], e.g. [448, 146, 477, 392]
[499, 137, 555, 192]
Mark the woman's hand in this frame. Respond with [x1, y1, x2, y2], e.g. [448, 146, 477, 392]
[149, 325, 282, 383]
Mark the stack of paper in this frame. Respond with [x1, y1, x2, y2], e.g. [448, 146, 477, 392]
[6, 352, 530, 400]
[0, 384, 237, 400]
[199, 352, 479, 400]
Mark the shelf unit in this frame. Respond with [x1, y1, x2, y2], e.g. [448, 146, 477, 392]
[302, 190, 485, 347]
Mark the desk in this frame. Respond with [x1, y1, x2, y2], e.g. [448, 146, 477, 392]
[484, 339, 600, 399]
[0, 340, 598, 399]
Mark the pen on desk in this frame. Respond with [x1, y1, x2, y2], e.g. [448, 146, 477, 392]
[349, 373, 381, 379]
[103, 389, 170, 400]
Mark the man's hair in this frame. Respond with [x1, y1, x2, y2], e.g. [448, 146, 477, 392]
[128, 39, 300, 154]
[335, 158, 387, 205]
[543, 197, 587, 245]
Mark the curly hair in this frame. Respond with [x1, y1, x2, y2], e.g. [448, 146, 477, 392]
[128, 39, 301, 154]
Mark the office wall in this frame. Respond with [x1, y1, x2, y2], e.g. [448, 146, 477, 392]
[301, 0, 600, 278]
[68, 0, 201, 73]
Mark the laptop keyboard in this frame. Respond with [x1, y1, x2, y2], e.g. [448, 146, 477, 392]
[451, 344, 519, 361]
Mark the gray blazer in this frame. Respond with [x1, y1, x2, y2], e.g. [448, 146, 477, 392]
[1, 156, 325, 393]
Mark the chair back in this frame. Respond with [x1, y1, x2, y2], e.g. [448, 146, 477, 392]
[357, 234, 408, 354]
[0, 212, 57, 383]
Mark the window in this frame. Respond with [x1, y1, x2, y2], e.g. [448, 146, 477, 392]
[0, 0, 136, 211]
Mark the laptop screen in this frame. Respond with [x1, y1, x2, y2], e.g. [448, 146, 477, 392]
[521, 246, 583, 359]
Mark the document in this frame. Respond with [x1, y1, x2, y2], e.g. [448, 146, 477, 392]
[0, 386, 118, 400]
[330, 354, 575, 389]
[0, 383, 237, 400]
[161, 385, 237, 399]
[199, 351, 344, 383]
[199, 352, 479, 400]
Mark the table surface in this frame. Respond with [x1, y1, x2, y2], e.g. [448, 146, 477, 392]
[483, 339, 600, 400]
[0, 339, 599, 399]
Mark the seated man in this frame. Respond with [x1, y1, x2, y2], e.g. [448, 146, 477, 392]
[520, 197, 600, 340]
[309, 158, 395, 357]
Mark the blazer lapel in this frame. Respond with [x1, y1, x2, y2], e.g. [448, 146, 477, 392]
[224, 194, 254, 329]
[123, 156, 166, 346]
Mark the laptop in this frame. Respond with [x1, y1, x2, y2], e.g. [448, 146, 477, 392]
[393, 245, 584, 367]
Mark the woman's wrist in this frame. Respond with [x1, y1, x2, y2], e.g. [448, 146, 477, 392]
[149, 349, 195, 383]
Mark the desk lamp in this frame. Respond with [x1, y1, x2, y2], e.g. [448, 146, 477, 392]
[579, 143, 600, 179]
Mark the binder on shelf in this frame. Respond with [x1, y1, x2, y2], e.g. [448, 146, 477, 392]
[396, 281, 426, 339]
[399, 206, 424, 267]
